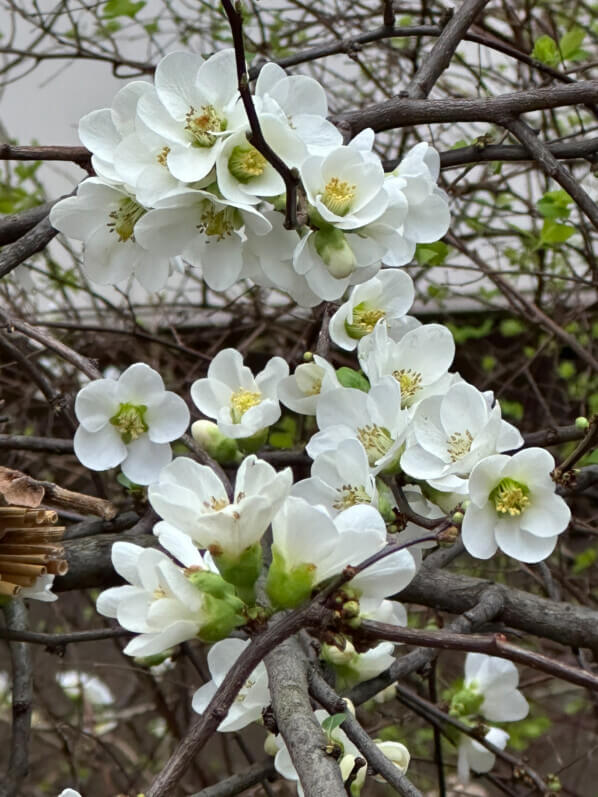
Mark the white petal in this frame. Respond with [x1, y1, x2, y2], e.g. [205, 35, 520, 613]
[461, 506, 498, 559]
[121, 436, 172, 485]
[74, 424, 126, 471]
[146, 392, 190, 443]
[75, 378, 119, 432]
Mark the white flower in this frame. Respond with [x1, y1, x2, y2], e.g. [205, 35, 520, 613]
[462, 448, 571, 563]
[49, 178, 170, 291]
[292, 438, 378, 515]
[358, 321, 455, 409]
[322, 640, 395, 688]
[384, 142, 450, 260]
[136, 49, 246, 183]
[192, 638, 270, 731]
[307, 378, 410, 474]
[134, 188, 271, 291]
[58, 790, 83, 797]
[73, 363, 189, 485]
[255, 62, 342, 156]
[457, 727, 509, 784]
[278, 355, 340, 415]
[20, 573, 57, 602]
[400, 382, 523, 493]
[96, 542, 214, 657]
[463, 653, 529, 722]
[267, 498, 415, 609]
[78, 80, 153, 184]
[301, 145, 388, 230]
[149, 454, 292, 558]
[57, 671, 114, 707]
[372, 740, 411, 782]
[328, 270, 415, 351]
[191, 348, 289, 439]
[216, 113, 307, 205]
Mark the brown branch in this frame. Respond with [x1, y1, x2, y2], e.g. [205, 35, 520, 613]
[337, 81, 598, 135]
[436, 137, 598, 169]
[0, 144, 90, 169]
[0, 435, 74, 454]
[0, 626, 131, 650]
[265, 637, 346, 796]
[0, 600, 32, 797]
[190, 761, 277, 797]
[407, 0, 491, 99]
[502, 117, 598, 230]
[310, 670, 423, 797]
[356, 622, 598, 692]
[145, 600, 335, 797]
[0, 202, 55, 247]
[0, 214, 57, 280]
[221, 0, 302, 230]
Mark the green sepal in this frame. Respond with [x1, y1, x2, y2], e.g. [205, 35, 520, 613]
[449, 684, 484, 719]
[198, 593, 247, 643]
[237, 427, 269, 454]
[336, 367, 370, 392]
[266, 546, 316, 609]
[213, 543, 262, 605]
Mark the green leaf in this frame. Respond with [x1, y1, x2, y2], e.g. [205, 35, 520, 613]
[103, 0, 145, 18]
[447, 318, 493, 344]
[532, 35, 560, 66]
[540, 219, 575, 245]
[573, 547, 597, 574]
[559, 27, 586, 61]
[499, 318, 526, 337]
[415, 241, 451, 266]
[336, 367, 370, 392]
[321, 713, 346, 736]
[537, 190, 572, 220]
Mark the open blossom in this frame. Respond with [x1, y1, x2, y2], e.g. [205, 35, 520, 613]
[136, 49, 246, 183]
[462, 653, 529, 722]
[278, 355, 340, 415]
[358, 320, 455, 409]
[400, 382, 523, 493]
[96, 542, 216, 657]
[328, 270, 416, 351]
[73, 363, 189, 485]
[292, 438, 378, 515]
[457, 727, 509, 784]
[267, 498, 415, 609]
[322, 640, 395, 689]
[255, 62, 342, 156]
[134, 188, 272, 291]
[49, 179, 171, 291]
[307, 378, 410, 474]
[149, 454, 292, 558]
[462, 448, 571, 563]
[192, 638, 270, 731]
[191, 348, 289, 439]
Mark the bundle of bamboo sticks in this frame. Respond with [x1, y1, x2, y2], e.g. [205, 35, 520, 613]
[0, 506, 68, 597]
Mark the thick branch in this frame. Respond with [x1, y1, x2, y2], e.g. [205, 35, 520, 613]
[337, 81, 598, 134]
[191, 761, 276, 797]
[0, 202, 55, 247]
[0, 214, 57, 280]
[0, 600, 32, 797]
[266, 637, 346, 797]
[408, 0, 491, 99]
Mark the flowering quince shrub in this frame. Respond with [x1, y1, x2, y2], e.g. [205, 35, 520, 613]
[4, 17, 593, 797]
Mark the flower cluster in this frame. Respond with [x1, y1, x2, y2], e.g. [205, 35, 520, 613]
[49, 50, 449, 303]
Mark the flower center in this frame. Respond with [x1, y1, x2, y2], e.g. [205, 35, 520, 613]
[322, 177, 356, 216]
[447, 430, 473, 463]
[197, 201, 241, 240]
[227, 145, 267, 183]
[392, 369, 423, 407]
[107, 197, 145, 243]
[185, 104, 227, 147]
[204, 495, 229, 512]
[109, 402, 148, 444]
[235, 677, 256, 702]
[156, 145, 171, 167]
[490, 477, 530, 516]
[357, 424, 393, 466]
[332, 484, 372, 511]
[345, 305, 386, 340]
[153, 586, 167, 600]
[230, 388, 262, 423]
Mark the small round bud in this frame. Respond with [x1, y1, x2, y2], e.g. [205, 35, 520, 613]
[575, 416, 590, 430]
[303, 351, 314, 362]
[451, 511, 464, 524]
[342, 600, 360, 619]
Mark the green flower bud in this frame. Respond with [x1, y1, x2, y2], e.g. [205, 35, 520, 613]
[314, 227, 356, 278]
[575, 416, 590, 430]
[191, 420, 242, 465]
[213, 543, 262, 605]
[266, 546, 316, 609]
